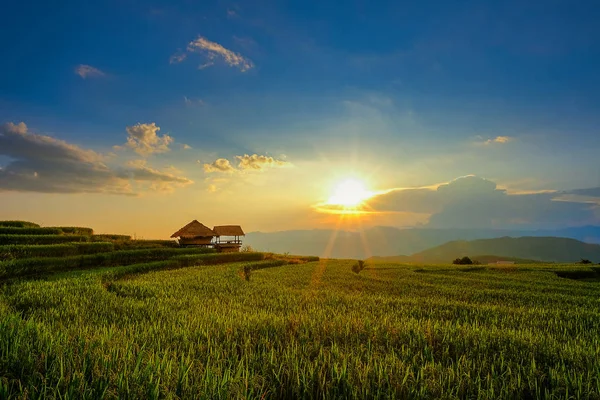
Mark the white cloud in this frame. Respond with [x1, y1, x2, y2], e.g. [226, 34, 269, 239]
[186, 36, 253, 72]
[0, 122, 192, 195]
[182, 144, 192, 150]
[203, 158, 235, 173]
[476, 136, 514, 145]
[358, 175, 600, 229]
[235, 154, 290, 170]
[124, 123, 173, 156]
[202, 154, 291, 173]
[198, 61, 214, 70]
[74, 64, 106, 79]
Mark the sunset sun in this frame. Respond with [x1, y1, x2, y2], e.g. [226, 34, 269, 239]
[327, 179, 373, 207]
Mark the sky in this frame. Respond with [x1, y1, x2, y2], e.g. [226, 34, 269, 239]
[1, 0, 600, 238]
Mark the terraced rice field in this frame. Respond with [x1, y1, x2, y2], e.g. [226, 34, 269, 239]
[0, 220, 599, 399]
[1, 254, 599, 398]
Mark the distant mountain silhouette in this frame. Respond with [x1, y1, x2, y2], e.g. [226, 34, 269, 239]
[245, 226, 600, 260]
[405, 236, 600, 263]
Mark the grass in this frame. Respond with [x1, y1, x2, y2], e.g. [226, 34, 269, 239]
[0, 242, 115, 260]
[53, 227, 95, 235]
[0, 221, 40, 228]
[0, 234, 91, 245]
[0, 227, 64, 235]
[0, 261, 598, 399]
[92, 234, 133, 241]
[0, 247, 226, 279]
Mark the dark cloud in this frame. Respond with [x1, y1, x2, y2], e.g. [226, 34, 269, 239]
[366, 175, 600, 229]
[0, 122, 192, 195]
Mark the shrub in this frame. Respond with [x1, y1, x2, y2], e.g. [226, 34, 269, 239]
[453, 256, 474, 265]
[53, 227, 94, 235]
[92, 234, 132, 242]
[111, 240, 180, 250]
[352, 260, 367, 274]
[0, 227, 63, 235]
[241, 245, 255, 253]
[0, 221, 40, 228]
[578, 259, 593, 264]
[0, 235, 89, 246]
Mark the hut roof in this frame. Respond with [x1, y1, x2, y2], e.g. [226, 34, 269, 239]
[213, 225, 245, 236]
[170, 220, 216, 238]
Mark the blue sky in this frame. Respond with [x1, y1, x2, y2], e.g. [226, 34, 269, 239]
[1, 0, 600, 236]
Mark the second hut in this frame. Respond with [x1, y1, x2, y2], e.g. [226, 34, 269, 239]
[213, 225, 245, 252]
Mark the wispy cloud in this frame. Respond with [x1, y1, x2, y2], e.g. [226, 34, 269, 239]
[203, 154, 290, 173]
[203, 158, 236, 173]
[121, 123, 173, 156]
[236, 154, 290, 170]
[201, 153, 290, 191]
[186, 36, 254, 72]
[0, 122, 192, 195]
[74, 64, 106, 79]
[183, 96, 205, 106]
[198, 61, 214, 70]
[475, 136, 514, 145]
[169, 52, 187, 64]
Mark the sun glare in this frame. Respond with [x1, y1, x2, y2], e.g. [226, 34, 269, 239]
[327, 179, 372, 207]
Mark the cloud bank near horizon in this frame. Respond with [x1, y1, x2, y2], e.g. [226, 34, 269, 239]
[318, 175, 600, 229]
[0, 122, 192, 195]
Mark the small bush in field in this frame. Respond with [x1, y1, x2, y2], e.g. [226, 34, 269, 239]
[241, 245, 254, 253]
[453, 256, 474, 265]
[352, 260, 366, 274]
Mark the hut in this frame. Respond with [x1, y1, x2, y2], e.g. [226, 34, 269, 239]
[213, 225, 245, 253]
[170, 220, 216, 247]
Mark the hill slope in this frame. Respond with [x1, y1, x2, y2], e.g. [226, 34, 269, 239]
[407, 236, 600, 263]
[245, 226, 600, 259]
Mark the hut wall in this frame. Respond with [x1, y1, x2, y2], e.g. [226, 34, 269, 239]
[179, 236, 213, 245]
[220, 246, 240, 253]
[216, 245, 241, 253]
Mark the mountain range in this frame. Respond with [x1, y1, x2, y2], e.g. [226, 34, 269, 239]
[369, 236, 600, 264]
[245, 226, 600, 261]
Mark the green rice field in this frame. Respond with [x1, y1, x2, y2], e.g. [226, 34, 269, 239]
[0, 221, 599, 399]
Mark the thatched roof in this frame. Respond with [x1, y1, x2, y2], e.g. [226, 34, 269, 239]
[213, 225, 245, 236]
[170, 220, 215, 238]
